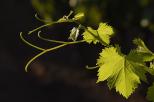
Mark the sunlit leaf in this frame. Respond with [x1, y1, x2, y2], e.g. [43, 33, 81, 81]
[82, 22, 114, 45]
[97, 23, 114, 44]
[97, 46, 148, 98]
[83, 27, 98, 44]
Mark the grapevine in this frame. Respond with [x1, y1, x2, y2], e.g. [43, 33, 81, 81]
[20, 11, 154, 100]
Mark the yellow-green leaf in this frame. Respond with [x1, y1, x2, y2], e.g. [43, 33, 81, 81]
[97, 23, 114, 44]
[74, 12, 84, 20]
[97, 47, 147, 98]
[82, 22, 114, 45]
[83, 27, 98, 44]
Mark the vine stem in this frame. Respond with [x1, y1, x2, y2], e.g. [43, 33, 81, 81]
[34, 11, 73, 23]
[28, 20, 75, 35]
[38, 31, 85, 44]
[35, 14, 52, 23]
[28, 22, 54, 35]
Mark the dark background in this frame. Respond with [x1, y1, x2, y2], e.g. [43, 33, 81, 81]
[0, 0, 154, 102]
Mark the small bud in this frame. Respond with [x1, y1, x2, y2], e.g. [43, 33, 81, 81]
[68, 27, 80, 41]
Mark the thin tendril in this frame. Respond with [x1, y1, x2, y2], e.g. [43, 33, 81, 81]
[86, 65, 99, 70]
[38, 31, 85, 44]
[38, 31, 68, 44]
[34, 10, 73, 23]
[28, 22, 54, 35]
[20, 32, 45, 51]
[25, 44, 67, 72]
[35, 14, 51, 23]
[28, 19, 74, 35]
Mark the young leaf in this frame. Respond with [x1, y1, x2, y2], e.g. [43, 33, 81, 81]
[68, 27, 80, 41]
[73, 12, 84, 20]
[132, 38, 154, 62]
[83, 27, 98, 44]
[97, 23, 114, 44]
[82, 22, 114, 45]
[128, 50, 154, 63]
[133, 38, 152, 53]
[97, 47, 148, 98]
[130, 39, 154, 75]
[147, 83, 154, 102]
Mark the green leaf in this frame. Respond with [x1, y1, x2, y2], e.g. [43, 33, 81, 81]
[130, 38, 154, 75]
[97, 23, 114, 44]
[83, 27, 98, 44]
[97, 47, 148, 98]
[83, 22, 114, 45]
[133, 38, 152, 53]
[128, 50, 154, 63]
[147, 83, 154, 102]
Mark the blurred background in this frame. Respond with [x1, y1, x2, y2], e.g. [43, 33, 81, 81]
[0, 0, 154, 102]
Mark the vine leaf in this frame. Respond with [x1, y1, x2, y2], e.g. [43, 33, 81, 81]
[97, 47, 148, 98]
[83, 22, 114, 45]
[132, 38, 154, 62]
[133, 38, 152, 53]
[132, 38, 154, 75]
[147, 83, 154, 102]
[83, 27, 98, 44]
[97, 23, 114, 44]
